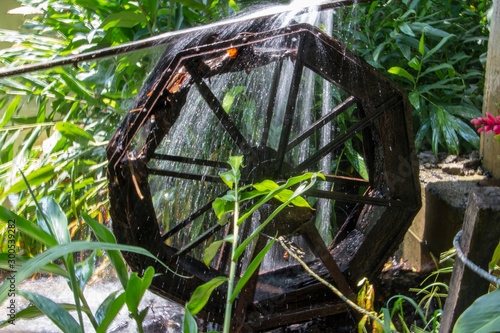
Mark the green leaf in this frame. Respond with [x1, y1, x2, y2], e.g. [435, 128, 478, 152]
[220, 170, 235, 190]
[424, 34, 456, 60]
[186, 276, 228, 315]
[0, 303, 84, 329]
[419, 33, 425, 56]
[489, 240, 500, 272]
[82, 212, 129, 289]
[420, 63, 454, 78]
[17, 290, 83, 333]
[212, 198, 234, 219]
[203, 234, 233, 267]
[454, 289, 500, 333]
[0, 241, 170, 305]
[74, 252, 96, 291]
[126, 266, 154, 313]
[100, 11, 148, 30]
[408, 91, 420, 109]
[388, 67, 415, 85]
[55, 122, 95, 142]
[0, 95, 21, 128]
[95, 291, 119, 326]
[0, 254, 68, 278]
[399, 22, 415, 36]
[183, 307, 198, 333]
[37, 197, 71, 245]
[234, 175, 318, 259]
[3, 165, 55, 196]
[230, 237, 274, 302]
[0, 206, 57, 247]
[222, 86, 245, 113]
[96, 292, 126, 333]
[408, 57, 421, 71]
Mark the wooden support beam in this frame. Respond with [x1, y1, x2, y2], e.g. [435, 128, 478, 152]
[481, 0, 500, 178]
[440, 187, 500, 332]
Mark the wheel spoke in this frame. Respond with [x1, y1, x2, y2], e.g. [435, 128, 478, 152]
[294, 96, 401, 173]
[152, 153, 230, 169]
[260, 60, 283, 147]
[161, 190, 228, 241]
[322, 174, 370, 187]
[184, 60, 256, 161]
[286, 96, 356, 151]
[175, 223, 224, 257]
[148, 167, 223, 183]
[305, 188, 405, 207]
[275, 43, 304, 175]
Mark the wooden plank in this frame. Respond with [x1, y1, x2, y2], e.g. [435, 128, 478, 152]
[440, 187, 500, 332]
[480, 0, 500, 178]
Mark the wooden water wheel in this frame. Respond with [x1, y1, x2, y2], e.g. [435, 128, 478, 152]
[106, 22, 421, 331]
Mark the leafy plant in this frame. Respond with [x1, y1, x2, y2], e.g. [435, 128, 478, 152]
[0, 191, 174, 332]
[183, 156, 320, 333]
[0, 0, 245, 255]
[334, 0, 491, 155]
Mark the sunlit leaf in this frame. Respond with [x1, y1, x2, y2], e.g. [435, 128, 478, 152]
[55, 122, 95, 142]
[203, 234, 233, 267]
[388, 67, 415, 85]
[186, 276, 227, 315]
[0, 95, 21, 128]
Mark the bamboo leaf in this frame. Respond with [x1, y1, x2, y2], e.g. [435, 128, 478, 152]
[0, 303, 85, 329]
[0, 254, 68, 278]
[0, 95, 21, 128]
[100, 12, 148, 30]
[0, 206, 57, 247]
[95, 291, 119, 326]
[3, 165, 55, 196]
[37, 196, 71, 245]
[55, 122, 95, 142]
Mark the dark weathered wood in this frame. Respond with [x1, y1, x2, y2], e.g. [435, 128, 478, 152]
[106, 22, 421, 330]
[440, 187, 500, 333]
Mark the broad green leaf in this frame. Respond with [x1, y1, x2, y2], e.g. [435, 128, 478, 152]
[17, 290, 83, 333]
[441, 104, 481, 119]
[183, 307, 198, 333]
[399, 22, 415, 36]
[424, 34, 456, 60]
[100, 11, 148, 30]
[419, 33, 425, 56]
[0, 241, 172, 305]
[0, 206, 57, 247]
[449, 115, 480, 148]
[253, 180, 311, 207]
[454, 289, 500, 333]
[0, 95, 21, 128]
[96, 292, 126, 333]
[0, 303, 85, 329]
[388, 67, 415, 85]
[186, 276, 228, 315]
[222, 86, 245, 113]
[0, 254, 68, 278]
[235, 175, 318, 259]
[203, 234, 234, 267]
[74, 252, 96, 291]
[489, 240, 500, 272]
[126, 266, 154, 313]
[237, 172, 322, 226]
[408, 57, 421, 71]
[408, 91, 420, 109]
[212, 198, 235, 219]
[420, 63, 454, 78]
[95, 291, 119, 326]
[230, 237, 274, 302]
[82, 212, 128, 289]
[55, 122, 95, 142]
[37, 197, 70, 245]
[220, 170, 235, 189]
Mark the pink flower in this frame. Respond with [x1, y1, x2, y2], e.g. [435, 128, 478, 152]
[471, 112, 500, 135]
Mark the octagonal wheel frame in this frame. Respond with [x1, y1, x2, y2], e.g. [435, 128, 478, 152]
[106, 23, 421, 331]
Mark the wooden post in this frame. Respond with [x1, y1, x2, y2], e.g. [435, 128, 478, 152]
[481, 0, 500, 178]
[440, 187, 500, 333]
